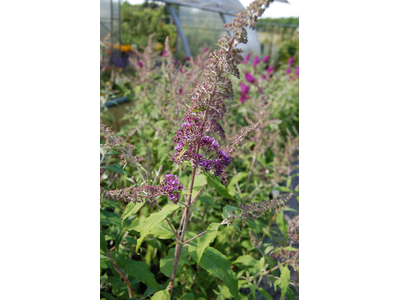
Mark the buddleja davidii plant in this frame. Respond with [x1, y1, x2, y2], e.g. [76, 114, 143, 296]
[101, 0, 295, 299]
[156, 0, 290, 298]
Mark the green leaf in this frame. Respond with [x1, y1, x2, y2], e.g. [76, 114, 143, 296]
[203, 171, 235, 200]
[222, 205, 239, 220]
[150, 221, 176, 239]
[283, 246, 297, 252]
[233, 191, 242, 205]
[257, 287, 273, 300]
[279, 264, 290, 299]
[176, 141, 189, 161]
[191, 174, 207, 200]
[195, 223, 220, 266]
[138, 163, 151, 183]
[276, 211, 287, 239]
[232, 255, 258, 267]
[122, 259, 160, 290]
[136, 204, 182, 253]
[101, 164, 129, 175]
[264, 245, 274, 255]
[191, 106, 206, 112]
[227, 172, 247, 192]
[100, 232, 107, 254]
[160, 247, 189, 277]
[126, 215, 146, 232]
[134, 85, 141, 95]
[189, 246, 239, 300]
[183, 293, 195, 300]
[123, 236, 137, 245]
[100, 209, 122, 228]
[100, 291, 116, 300]
[150, 290, 169, 300]
[122, 201, 145, 225]
[105, 150, 121, 156]
[198, 195, 219, 208]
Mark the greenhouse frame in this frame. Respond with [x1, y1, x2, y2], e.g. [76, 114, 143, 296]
[100, 0, 289, 58]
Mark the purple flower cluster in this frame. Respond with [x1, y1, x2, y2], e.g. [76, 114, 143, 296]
[172, 116, 233, 184]
[262, 55, 270, 63]
[252, 56, 260, 67]
[241, 53, 251, 64]
[161, 174, 184, 203]
[245, 72, 256, 83]
[287, 56, 295, 66]
[239, 82, 250, 103]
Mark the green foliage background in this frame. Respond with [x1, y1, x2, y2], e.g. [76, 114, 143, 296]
[121, 1, 176, 50]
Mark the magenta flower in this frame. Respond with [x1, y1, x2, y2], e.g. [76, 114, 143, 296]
[262, 55, 270, 63]
[286, 68, 292, 74]
[161, 50, 167, 57]
[239, 93, 250, 104]
[245, 72, 256, 83]
[203, 48, 209, 53]
[287, 56, 294, 66]
[240, 82, 250, 94]
[186, 56, 191, 61]
[252, 56, 260, 67]
[138, 60, 143, 68]
[261, 74, 267, 80]
[242, 53, 251, 64]
[177, 88, 183, 95]
[295, 66, 299, 76]
[267, 66, 274, 74]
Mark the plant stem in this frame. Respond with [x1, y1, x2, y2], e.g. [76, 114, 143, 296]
[106, 249, 134, 299]
[245, 153, 256, 193]
[167, 165, 197, 297]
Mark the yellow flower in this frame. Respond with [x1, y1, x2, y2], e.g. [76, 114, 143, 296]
[121, 44, 132, 52]
[154, 42, 163, 52]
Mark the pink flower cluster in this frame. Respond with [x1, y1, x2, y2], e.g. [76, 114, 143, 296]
[239, 82, 250, 103]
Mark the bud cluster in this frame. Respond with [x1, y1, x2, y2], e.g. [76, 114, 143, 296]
[100, 174, 184, 204]
[238, 193, 293, 222]
[171, 1, 275, 184]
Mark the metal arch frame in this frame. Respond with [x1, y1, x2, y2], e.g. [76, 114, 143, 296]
[165, 4, 192, 58]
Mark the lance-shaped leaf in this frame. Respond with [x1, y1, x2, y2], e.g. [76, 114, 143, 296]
[227, 172, 247, 192]
[189, 246, 239, 300]
[150, 221, 176, 240]
[279, 264, 291, 299]
[191, 174, 207, 201]
[150, 289, 169, 300]
[122, 201, 145, 226]
[160, 247, 189, 277]
[100, 209, 122, 228]
[136, 204, 182, 253]
[232, 255, 258, 267]
[121, 259, 160, 290]
[195, 223, 220, 266]
[203, 171, 235, 200]
[101, 164, 129, 175]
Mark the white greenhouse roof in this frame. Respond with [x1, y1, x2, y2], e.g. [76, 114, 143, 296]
[161, 0, 288, 15]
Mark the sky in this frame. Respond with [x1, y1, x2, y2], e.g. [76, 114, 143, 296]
[126, 0, 299, 18]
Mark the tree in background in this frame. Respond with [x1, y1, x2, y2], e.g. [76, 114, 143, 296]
[121, 1, 177, 52]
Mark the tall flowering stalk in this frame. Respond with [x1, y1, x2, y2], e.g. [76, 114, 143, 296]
[166, 0, 275, 294]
